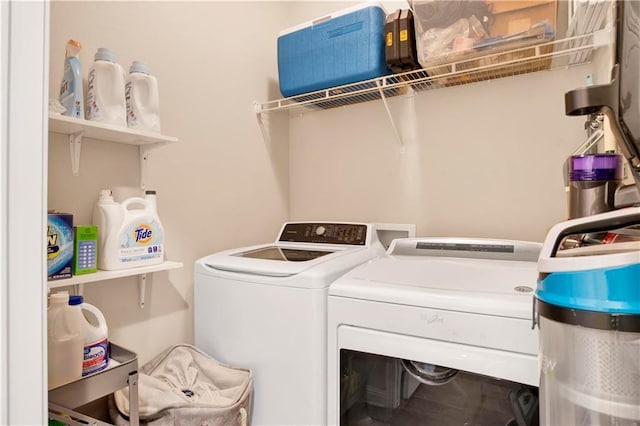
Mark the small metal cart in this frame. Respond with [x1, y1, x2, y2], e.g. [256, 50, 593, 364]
[48, 343, 139, 426]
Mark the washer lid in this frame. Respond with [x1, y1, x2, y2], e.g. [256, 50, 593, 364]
[233, 246, 334, 262]
[201, 242, 361, 277]
[330, 255, 539, 319]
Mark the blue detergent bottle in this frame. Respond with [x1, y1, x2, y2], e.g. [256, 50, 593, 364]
[59, 39, 84, 119]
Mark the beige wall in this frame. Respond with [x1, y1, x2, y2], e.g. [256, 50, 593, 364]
[49, 1, 605, 363]
[288, 65, 594, 242]
[49, 1, 291, 363]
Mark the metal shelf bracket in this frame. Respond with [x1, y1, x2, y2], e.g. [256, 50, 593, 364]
[255, 102, 271, 145]
[375, 80, 404, 153]
[67, 275, 147, 309]
[69, 131, 84, 176]
[138, 273, 147, 308]
[139, 146, 150, 190]
[72, 283, 85, 297]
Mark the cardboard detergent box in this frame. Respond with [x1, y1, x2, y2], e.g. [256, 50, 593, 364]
[47, 211, 74, 281]
[277, 3, 391, 98]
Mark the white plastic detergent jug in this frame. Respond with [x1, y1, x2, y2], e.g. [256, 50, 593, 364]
[86, 48, 127, 126]
[48, 291, 83, 389]
[125, 60, 161, 133]
[69, 296, 109, 376]
[92, 189, 165, 270]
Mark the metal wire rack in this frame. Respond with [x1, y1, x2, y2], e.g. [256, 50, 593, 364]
[255, 30, 612, 116]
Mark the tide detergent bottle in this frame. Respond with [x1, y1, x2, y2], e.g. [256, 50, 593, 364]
[92, 189, 164, 270]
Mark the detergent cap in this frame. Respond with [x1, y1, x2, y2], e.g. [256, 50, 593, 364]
[69, 295, 84, 305]
[129, 60, 150, 75]
[94, 47, 117, 63]
[65, 40, 82, 58]
[98, 189, 115, 203]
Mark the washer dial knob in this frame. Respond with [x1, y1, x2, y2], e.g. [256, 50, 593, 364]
[315, 226, 326, 236]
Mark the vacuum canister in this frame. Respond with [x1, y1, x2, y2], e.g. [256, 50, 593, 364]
[568, 153, 623, 219]
[536, 208, 640, 425]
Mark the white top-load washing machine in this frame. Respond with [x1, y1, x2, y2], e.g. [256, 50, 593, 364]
[327, 237, 543, 425]
[194, 222, 414, 426]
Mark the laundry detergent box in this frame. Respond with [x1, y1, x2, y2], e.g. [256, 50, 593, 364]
[277, 3, 391, 98]
[47, 211, 74, 281]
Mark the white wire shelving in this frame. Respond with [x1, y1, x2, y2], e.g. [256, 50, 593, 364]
[254, 29, 612, 150]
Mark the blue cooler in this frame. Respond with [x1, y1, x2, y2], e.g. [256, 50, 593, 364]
[536, 208, 640, 425]
[277, 3, 391, 98]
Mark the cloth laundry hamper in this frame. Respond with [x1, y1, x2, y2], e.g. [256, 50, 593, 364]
[109, 344, 252, 426]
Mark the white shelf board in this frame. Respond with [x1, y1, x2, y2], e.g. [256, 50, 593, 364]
[48, 260, 183, 289]
[48, 113, 177, 146]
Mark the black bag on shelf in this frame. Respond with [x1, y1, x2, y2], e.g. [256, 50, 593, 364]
[385, 9, 421, 73]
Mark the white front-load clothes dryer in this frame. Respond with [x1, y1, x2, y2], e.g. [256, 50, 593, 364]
[327, 237, 543, 425]
[194, 222, 414, 426]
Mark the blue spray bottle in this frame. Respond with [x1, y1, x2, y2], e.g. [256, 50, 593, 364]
[59, 40, 84, 119]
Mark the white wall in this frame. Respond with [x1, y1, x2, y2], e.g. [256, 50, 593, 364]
[49, 1, 291, 364]
[288, 66, 594, 242]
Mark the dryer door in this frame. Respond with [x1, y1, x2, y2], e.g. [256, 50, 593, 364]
[335, 327, 539, 426]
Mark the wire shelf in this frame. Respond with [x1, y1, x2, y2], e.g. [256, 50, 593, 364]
[255, 30, 612, 115]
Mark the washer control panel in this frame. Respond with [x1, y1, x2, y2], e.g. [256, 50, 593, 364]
[278, 223, 367, 245]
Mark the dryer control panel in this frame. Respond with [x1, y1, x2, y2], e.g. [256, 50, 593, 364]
[278, 223, 367, 245]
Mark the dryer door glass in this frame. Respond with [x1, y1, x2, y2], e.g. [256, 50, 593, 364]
[340, 350, 539, 425]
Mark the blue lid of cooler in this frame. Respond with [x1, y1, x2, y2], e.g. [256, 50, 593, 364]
[69, 295, 84, 306]
[569, 153, 623, 181]
[536, 263, 640, 313]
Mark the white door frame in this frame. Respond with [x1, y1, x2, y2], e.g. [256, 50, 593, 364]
[0, 1, 48, 424]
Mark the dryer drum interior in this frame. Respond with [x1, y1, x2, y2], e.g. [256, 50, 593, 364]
[339, 349, 539, 426]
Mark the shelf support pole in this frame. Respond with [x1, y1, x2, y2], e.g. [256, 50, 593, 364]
[138, 274, 147, 308]
[69, 131, 83, 176]
[128, 370, 140, 426]
[254, 102, 271, 145]
[375, 80, 404, 153]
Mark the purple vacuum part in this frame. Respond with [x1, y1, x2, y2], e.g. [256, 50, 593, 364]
[570, 154, 623, 181]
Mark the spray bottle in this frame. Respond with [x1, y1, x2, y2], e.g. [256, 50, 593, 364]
[59, 40, 85, 119]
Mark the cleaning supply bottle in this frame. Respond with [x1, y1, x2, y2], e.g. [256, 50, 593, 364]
[86, 48, 127, 126]
[69, 296, 109, 376]
[92, 189, 165, 270]
[48, 291, 83, 389]
[59, 40, 85, 119]
[125, 61, 161, 133]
